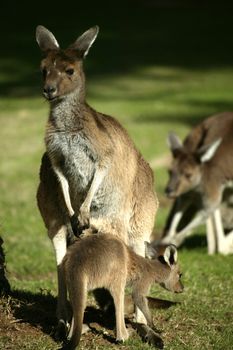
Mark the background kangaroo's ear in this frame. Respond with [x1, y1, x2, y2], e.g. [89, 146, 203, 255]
[167, 132, 183, 157]
[197, 138, 222, 163]
[144, 241, 158, 259]
[69, 25, 99, 58]
[163, 245, 178, 267]
[36, 25, 60, 52]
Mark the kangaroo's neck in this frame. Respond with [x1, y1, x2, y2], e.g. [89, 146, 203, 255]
[149, 259, 171, 284]
[49, 89, 89, 131]
[129, 252, 170, 285]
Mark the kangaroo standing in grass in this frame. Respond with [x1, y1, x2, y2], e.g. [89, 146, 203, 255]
[162, 112, 233, 254]
[61, 233, 183, 350]
[36, 25, 158, 333]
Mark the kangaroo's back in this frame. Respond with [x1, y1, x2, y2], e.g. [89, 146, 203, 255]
[64, 234, 129, 287]
[184, 112, 233, 154]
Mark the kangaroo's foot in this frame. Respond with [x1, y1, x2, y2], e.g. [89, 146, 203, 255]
[134, 324, 164, 349]
[55, 319, 70, 341]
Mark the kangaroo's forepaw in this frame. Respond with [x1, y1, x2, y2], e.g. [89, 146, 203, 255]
[78, 204, 90, 227]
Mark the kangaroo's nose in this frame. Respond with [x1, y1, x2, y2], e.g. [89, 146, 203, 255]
[165, 186, 173, 197]
[175, 283, 184, 293]
[43, 85, 57, 99]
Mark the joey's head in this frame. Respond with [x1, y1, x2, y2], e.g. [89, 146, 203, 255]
[36, 25, 99, 102]
[165, 132, 222, 198]
[145, 242, 183, 293]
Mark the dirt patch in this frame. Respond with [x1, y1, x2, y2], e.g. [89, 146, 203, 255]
[0, 291, 58, 349]
[0, 291, 177, 349]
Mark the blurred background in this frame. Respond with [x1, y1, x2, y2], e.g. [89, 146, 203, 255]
[1, 1, 233, 349]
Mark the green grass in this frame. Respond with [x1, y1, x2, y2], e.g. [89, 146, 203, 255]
[1, 3, 233, 349]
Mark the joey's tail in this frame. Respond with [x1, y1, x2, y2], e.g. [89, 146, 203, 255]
[63, 274, 87, 350]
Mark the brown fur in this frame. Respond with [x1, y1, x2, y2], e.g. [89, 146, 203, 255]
[163, 112, 233, 252]
[166, 112, 233, 205]
[62, 234, 183, 349]
[35, 25, 158, 328]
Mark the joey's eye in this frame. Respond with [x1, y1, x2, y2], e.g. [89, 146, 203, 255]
[66, 68, 74, 76]
[179, 273, 183, 278]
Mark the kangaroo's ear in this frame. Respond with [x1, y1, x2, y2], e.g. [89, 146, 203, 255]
[197, 138, 222, 163]
[167, 132, 183, 156]
[144, 241, 158, 259]
[69, 26, 99, 58]
[163, 245, 178, 267]
[36, 25, 59, 52]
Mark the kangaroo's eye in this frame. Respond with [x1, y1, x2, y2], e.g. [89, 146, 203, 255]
[179, 273, 183, 278]
[185, 173, 192, 180]
[66, 68, 74, 76]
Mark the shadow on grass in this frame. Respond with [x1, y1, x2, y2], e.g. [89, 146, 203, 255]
[133, 100, 233, 127]
[7, 288, 178, 343]
[180, 234, 207, 250]
[10, 289, 57, 336]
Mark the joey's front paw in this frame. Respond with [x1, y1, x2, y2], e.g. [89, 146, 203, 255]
[135, 324, 164, 349]
[145, 328, 164, 349]
[78, 206, 90, 228]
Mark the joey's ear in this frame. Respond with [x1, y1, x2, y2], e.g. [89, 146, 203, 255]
[167, 132, 183, 156]
[162, 244, 178, 267]
[36, 25, 60, 52]
[197, 138, 222, 163]
[69, 25, 99, 58]
[144, 241, 158, 259]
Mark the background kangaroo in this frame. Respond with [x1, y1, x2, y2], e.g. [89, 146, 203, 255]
[36, 25, 158, 332]
[162, 112, 233, 254]
[61, 233, 183, 350]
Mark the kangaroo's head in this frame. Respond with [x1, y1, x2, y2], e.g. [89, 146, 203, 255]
[36, 25, 99, 102]
[145, 242, 184, 293]
[165, 132, 222, 198]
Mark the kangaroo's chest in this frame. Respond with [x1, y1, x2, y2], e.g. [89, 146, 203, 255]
[46, 130, 96, 193]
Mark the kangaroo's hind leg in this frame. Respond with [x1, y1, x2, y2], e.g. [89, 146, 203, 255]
[37, 153, 73, 338]
[109, 277, 129, 342]
[64, 274, 88, 350]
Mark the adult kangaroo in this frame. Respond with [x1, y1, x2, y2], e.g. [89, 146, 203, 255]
[162, 112, 233, 254]
[36, 25, 158, 333]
